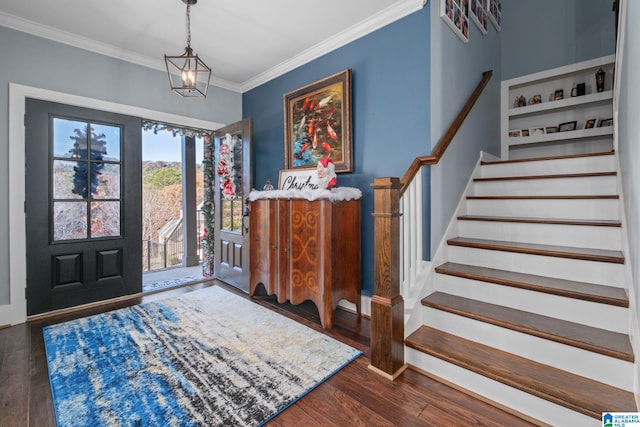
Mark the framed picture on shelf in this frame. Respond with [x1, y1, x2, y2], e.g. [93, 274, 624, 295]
[584, 118, 598, 129]
[521, 129, 530, 137]
[508, 129, 521, 138]
[598, 118, 613, 127]
[441, 0, 470, 43]
[283, 69, 353, 173]
[529, 127, 546, 136]
[546, 126, 558, 134]
[558, 121, 577, 132]
[469, 0, 488, 34]
[488, 0, 501, 31]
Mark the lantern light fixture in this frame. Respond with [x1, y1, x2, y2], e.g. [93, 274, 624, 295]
[164, 0, 211, 98]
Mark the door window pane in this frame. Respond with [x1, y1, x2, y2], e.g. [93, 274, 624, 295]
[53, 160, 84, 199]
[92, 162, 120, 199]
[53, 202, 87, 240]
[91, 201, 121, 238]
[53, 118, 87, 158]
[91, 123, 121, 161]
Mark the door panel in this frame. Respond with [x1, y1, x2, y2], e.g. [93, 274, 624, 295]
[25, 99, 142, 315]
[213, 118, 252, 292]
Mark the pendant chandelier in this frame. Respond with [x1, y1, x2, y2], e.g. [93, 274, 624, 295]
[164, 0, 211, 98]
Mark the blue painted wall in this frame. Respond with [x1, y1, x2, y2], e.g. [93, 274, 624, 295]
[243, 7, 431, 296]
[429, 0, 502, 253]
[501, 0, 615, 80]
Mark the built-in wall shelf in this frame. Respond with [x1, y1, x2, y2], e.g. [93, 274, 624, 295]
[501, 55, 615, 159]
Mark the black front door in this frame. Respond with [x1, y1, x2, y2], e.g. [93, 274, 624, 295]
[25, 99, 142, 316]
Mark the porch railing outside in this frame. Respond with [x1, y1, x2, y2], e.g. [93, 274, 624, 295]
[142, 208, 206, 272]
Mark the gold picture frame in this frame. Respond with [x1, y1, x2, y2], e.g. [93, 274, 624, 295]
[283, 69, 352, 173]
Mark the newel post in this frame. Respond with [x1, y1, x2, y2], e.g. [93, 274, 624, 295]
[369, 177, 406, 379]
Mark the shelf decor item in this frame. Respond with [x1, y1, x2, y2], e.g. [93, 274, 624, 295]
[558, 121, 577, 132]
[284, 69, 353, 173]
[596, 67, 606, 92]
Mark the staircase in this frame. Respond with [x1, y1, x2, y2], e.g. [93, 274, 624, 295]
[405, 151, 637, 426]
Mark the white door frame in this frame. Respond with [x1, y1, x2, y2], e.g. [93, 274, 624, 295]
[2, 83, 223, 325]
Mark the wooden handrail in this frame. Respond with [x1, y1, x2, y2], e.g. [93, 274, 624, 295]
[399, 70, 493, 196]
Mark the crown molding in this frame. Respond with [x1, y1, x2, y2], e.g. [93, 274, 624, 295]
[239, 0, 425, 92]
[0, 11, 242, 93]
[1, 0, 424, 94]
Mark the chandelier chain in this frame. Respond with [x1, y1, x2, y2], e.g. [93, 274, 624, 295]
[186, 4, 192, 48]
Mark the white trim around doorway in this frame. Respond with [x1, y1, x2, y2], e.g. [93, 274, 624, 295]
[2, 83, 224, 326]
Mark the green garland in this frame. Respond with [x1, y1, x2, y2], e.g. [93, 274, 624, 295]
[142, 120, 216, 265]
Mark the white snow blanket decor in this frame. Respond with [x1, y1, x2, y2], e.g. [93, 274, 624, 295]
[248, 187, 362, 202]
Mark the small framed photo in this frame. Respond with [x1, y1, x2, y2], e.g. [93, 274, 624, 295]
[469, 0, 488, 35]
[546, 126, 558, 134]
[584, 118, 598, 129]
[598, 118, 613, 127]
[553, 89, 564, 101]
[508, 129, 521, 138]
[529, 127, 546, 136]
[558, 121, 577, 132]
[441, 0, 470, 43]
[521, 129, 530, 137]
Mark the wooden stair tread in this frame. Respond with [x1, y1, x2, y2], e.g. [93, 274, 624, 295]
[405, 326, 636, 419]
[421, 292, 634, 362]
[474, 171, 615, 182]
[481, 151, 614, 166]
[467, 194, 619, 200]
[447, 237, 624, 264]
[457, 215, 621, 227]
[435, 262, 628, 307]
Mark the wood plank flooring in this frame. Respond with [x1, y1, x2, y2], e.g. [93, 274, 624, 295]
[0, 281, 538, 427]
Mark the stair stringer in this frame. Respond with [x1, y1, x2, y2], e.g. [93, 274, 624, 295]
[614, 153, 640, 408]
[404, 151, 496, 338]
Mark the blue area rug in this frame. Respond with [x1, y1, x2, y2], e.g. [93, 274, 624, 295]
[43, 286, 361, 426]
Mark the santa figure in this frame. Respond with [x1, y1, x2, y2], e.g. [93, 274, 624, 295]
[317, 157, 337, 189]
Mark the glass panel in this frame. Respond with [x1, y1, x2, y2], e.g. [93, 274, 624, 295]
[91, 201, 121, 238]
[91, 123, 121, 161]
[53, 160, 84, 199]
[91, 163, 120, 199]
[232, 199, 243, 232]
[53, 118, 88, 159]
[221, 200, 232, 231]
[53, 202, 87, 241]
[232, 135, 243, 199]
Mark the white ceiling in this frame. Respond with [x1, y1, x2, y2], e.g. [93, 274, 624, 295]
[0, 0, 425, 93]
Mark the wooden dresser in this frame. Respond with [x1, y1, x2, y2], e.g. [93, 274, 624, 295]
[248, 194, 361, 329]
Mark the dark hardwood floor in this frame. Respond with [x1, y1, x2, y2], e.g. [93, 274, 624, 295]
[0, 281, 539, 426]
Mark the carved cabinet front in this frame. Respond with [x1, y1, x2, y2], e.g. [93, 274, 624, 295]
[249, 197, 361, 329]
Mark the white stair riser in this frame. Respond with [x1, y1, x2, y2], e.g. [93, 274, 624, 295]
[405, 349, 601, 427]
[446, 245, 625, 287]
[466, 198, 619, 220]
[421, 307, 634, 391]
[480, 156, 615, 178]
[457, 221, 621, 251]
[473, 176, 617, 196]
[435, 274, 628, 333]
